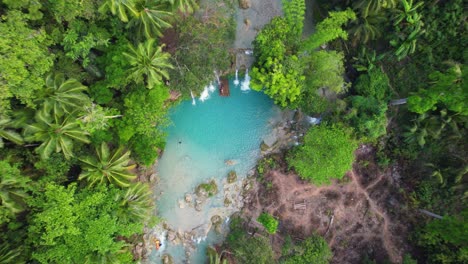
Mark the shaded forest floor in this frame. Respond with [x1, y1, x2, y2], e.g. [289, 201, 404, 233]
[242, 145, 412, 263]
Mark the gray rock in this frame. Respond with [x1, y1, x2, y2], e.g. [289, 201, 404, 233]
[185, 193, 192, 203]
[167, 231, 176, 242]
[195, 202, 203, 212]
[162, 254, 174, 264]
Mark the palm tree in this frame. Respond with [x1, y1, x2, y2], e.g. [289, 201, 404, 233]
[123, 39, 174, 88]
[349, 14, 386, 46]
[24, 110, 90, 160]
[168, 0, 198, 14]
[37, 73, 90, 117]
[209, 252, 227, 264]
[393, 0, 424, 26]
[0, 161, 29, 220]
[79, 143, 136, 188]
[129, 0, 173, 39]
[0, 243, 22, 264]
[353, 0, 398, 17]
[115, 183, 153, 223]
[0, 116, 23, 148]
[99, 0, 139, 22]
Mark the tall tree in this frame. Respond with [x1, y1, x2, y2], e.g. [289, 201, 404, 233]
[283, 235, 332, 264]
[165, 0, 198, 14]
[27, 183, 138, 263]
[123, 39, 174, 89]
[390, 0, 424, 60]
[98, 0, 139, 22]
[0, 161, 29, 225]
[301, 8, 356, 51]
[79, 143, 136, 188]
[349, 14, 386, 45]
[0, 11, 53, 114]
[114, 183, 153, 223]
[24, 110, 90, 160]
[0, 116, 23, 148]
[36, 74, 90, 117]
[288, 124, 357, 185]
[129, 0, 173, 39]
[408, 64, 466, 115]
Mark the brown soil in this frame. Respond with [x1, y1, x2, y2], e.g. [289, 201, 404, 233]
[242, 145, 411, 263]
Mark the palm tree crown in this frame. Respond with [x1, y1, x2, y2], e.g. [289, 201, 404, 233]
[37, 73, 90, 117]
[129, 0, 173, 39]
[115, 183, 153, 223]
[0, 116, 23, 148]
[123, 39, 174, 88]
[24, 110, 90, 160]
[79, 143, 136, 188]
[99, 0, 139, 22]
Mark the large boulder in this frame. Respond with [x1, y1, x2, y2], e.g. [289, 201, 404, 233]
[162, 254, 174, 264]
[195, 180, 218, 198]
[239, 0, 251, 9]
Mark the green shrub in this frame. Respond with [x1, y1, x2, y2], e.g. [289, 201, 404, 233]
[354, 67, 391, 101]
[257, 212, 278, 234]
[282, 234, 332, 264]
[288, 124, 357, 185]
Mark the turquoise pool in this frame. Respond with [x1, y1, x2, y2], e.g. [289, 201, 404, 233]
[150, 78, 281, 263]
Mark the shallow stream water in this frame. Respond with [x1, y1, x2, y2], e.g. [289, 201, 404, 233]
[149, 78, 282, 263]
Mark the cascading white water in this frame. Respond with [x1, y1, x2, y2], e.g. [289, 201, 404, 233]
[233, 69, 239, 86]
[241, 68, 251, 91]
[199, 86, 210, 102]
[214, 70, 221, 85]
[190, 90, 196, 105]
[208, 82, 216, 92]
[306, 116, 321, 125]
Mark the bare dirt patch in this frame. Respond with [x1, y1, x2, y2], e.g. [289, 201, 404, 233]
[242, 145, 411, 263]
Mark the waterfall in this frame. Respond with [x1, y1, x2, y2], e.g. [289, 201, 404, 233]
[214, 70, 221, 85]
[190, 90, 196, 105]
[306, 116, 321, 125]
[241, 68, 250, 91]
[208, 81, 216, 92]
[199, 86, 210, 102]
[233, 69, 239, 86]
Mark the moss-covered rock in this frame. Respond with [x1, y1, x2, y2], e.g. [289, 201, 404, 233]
[195, 180, 218, 197]
[227, 170, 237, 183]
[162, 254, 174, 264]
[260, 140, 270, 152]
[224, 197, 232, 207]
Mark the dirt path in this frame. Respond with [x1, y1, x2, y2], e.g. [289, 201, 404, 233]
[242, 146, 411, 263]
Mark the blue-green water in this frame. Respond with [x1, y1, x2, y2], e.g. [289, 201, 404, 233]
[150, 79, 281, 263]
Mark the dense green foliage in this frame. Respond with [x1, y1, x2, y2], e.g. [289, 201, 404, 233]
[312, 0, 468, 262]
[282, 234, 332, 264]
[288, 125, 357, 184]
[169, 1, 235, 94]
[257, 212, 279, 234]
[0, 0, 196, 262]
[27, 183, 142, 263]
[415, 209, 468, 263]
[251, 1, 355, 108]
[226, 216, 275, 264]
